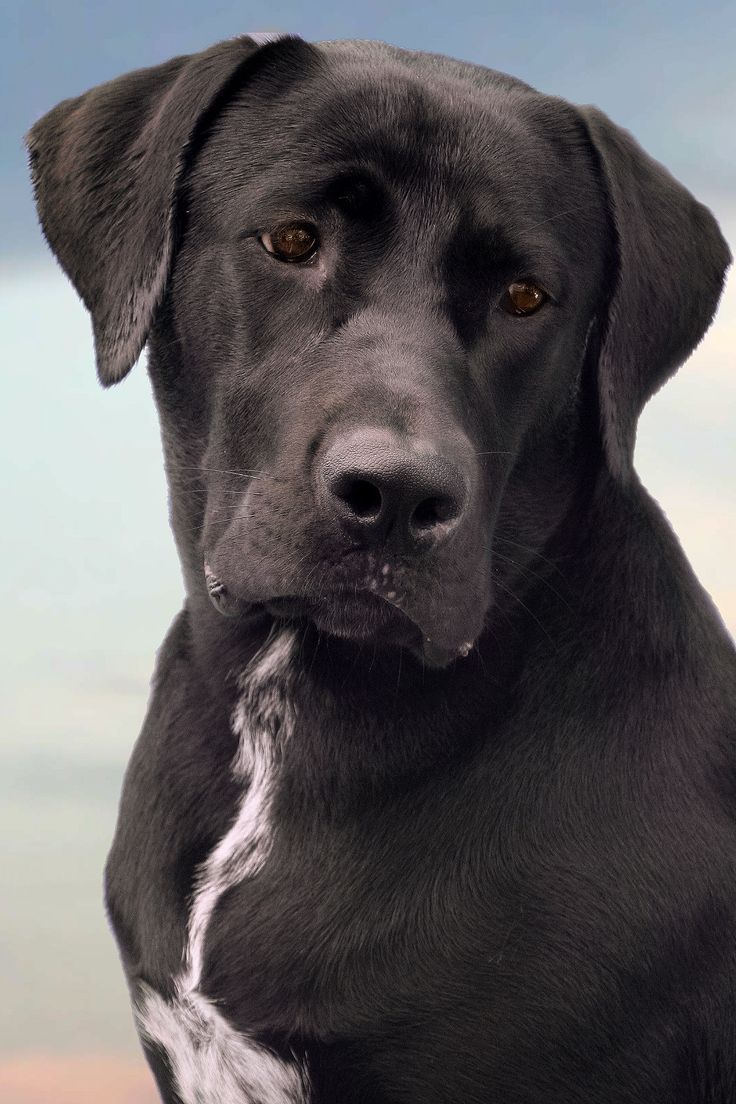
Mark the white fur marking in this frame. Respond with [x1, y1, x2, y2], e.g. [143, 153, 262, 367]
[135, 628, 309, 1103]
[137, 985, 308, 1104]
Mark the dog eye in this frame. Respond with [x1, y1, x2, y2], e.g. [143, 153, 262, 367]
[500, 280, 547, 316]
[259, 222, 319, 263]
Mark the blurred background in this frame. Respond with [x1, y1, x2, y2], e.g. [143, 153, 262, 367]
[1, 1, 734, 1100]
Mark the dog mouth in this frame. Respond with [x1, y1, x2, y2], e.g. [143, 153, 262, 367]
[204, 562, 476, 668]
[266, 590, 418, 645]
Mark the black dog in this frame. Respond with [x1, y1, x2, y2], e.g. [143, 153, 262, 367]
[28, 32, 735, 1104]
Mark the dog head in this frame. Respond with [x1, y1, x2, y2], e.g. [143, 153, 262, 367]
[28, 34, 731, 668]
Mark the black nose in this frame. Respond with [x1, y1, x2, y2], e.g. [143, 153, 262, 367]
[318, 429, 468, 550]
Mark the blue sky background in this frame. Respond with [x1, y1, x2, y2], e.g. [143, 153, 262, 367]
[1, 1, 734, 1100]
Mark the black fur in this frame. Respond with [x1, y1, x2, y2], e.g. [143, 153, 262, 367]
[27, 32, 735, 1103]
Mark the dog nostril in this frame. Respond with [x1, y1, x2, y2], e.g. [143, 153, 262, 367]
[411, 494, 460, 531]
[336, 477, 383, 519]
[321, 431, 469, 549]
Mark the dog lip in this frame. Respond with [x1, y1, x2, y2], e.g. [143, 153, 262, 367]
[366, 589, 478, 664]
[204, 561, 245, 617]
[205, 564, 480, 663]
[264, 587, 426, 649]
[266, 588, 477, 666]
[268, 588, 408, 627]
[419, 636, 475, 668]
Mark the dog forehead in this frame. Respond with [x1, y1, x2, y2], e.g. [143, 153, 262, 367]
[308, 47, 535, 166]
[314, 37, 538, 96]
[211, 40, 590, 218]
[307, 40, 567, 162]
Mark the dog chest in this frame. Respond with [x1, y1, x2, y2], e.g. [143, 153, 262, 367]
[116, 623, 736, 1102]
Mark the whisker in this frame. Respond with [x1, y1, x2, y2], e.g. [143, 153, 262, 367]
[493, 535, 569, 581]
[492, 550, 573, 612]
[165, 463, 271, 480]
[184, 484, 261, 493]
[491, 572, 559, 652]
[472, 640, 488, 677]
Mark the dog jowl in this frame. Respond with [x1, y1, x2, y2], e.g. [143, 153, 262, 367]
[28, 33, 735, 1104]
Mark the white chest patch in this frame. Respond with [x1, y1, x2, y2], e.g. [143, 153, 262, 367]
[135, 627, 310, 1104]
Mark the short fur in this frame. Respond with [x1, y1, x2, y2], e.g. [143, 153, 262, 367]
[28, 32, 735, 1104]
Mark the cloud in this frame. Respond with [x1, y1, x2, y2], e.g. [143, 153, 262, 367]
[0, 1056, 159, 1104]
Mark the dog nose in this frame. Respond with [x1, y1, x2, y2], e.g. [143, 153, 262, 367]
[319, 429, 468, 550]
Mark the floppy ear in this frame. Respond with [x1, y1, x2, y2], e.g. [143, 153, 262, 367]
[26, 33, 315, 386]
[576, 104, 732, 482]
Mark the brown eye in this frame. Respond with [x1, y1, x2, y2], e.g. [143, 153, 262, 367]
[501, 280, 547, 316]
[259, 222, 319, 263]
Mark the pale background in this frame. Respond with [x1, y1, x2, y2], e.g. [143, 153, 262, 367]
[1, 1, 734, 1101]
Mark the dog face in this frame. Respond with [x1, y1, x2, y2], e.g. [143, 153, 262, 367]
[27, 35, 731, 668]
[171, 42, 612, 666]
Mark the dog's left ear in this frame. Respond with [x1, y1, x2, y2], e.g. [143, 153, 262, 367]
[576, 104, 732, 482]
[26, 33, 315, 386]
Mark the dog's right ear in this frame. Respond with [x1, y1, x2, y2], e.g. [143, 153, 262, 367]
[26, 33, 316, 386]
[574, 104, 732, 483]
